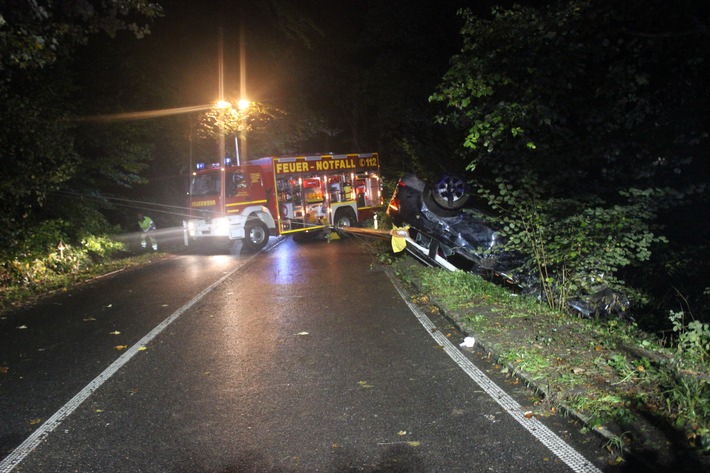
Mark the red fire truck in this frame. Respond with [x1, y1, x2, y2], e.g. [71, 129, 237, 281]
[184, 152, 382, 251]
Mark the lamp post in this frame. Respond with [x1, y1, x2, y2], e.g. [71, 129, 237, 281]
[216, 99, 231, 164]
[211, 99, 249, 165]
[236, 99, 250, 165]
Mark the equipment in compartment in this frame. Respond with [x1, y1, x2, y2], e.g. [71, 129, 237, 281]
[303, 178, 324, 203]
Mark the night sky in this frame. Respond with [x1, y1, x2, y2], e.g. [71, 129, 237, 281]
[112, 1, 502, 111]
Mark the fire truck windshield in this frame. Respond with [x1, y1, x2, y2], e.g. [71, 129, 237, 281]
[190, 172, 221, 196]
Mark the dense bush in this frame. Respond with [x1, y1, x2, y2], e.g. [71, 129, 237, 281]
[430, 0, 709, 325]
[478, 176, 666, 314]
[0, 219, 125, 288]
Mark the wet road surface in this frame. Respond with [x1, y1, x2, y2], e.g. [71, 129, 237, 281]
[1, 237, 612, 472]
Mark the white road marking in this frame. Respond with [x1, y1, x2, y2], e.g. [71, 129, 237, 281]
[2, 237, 596, 473]
[0, 256, 256, 473]
[387, 270, 602, 473]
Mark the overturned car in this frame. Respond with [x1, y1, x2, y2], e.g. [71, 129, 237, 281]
[386, 174, 629, 319]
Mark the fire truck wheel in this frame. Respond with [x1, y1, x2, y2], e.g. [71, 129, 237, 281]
[242, 219, 269, 253]
[334, 208, 357, 228]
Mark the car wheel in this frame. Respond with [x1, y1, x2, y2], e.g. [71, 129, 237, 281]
[429, 174, 469, 210]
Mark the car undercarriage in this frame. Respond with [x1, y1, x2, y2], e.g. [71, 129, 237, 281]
[386, 174, 630, 320]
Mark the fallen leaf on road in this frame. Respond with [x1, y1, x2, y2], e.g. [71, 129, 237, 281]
[358, 381, 374, 388]
[83, 317, 96, 322]
[16, 325, 27, 329]
[296, 332, 309, 336]
[109, 331, 121, 335]
[29, 418, 42, 425]
[138, 346, 147, 351]
[523, 411, 534, 419]
[397, 431, 407, 436]
[378, 440, 421, 447]
[0, 367, 8, 374]
[115, 345, 128, 351]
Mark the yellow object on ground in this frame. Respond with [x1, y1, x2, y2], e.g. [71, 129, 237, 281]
[326, 230, 340, 241]
[331, 225, 409, 253]
[390, 226, 409, 253]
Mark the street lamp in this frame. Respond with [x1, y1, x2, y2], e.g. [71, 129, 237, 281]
[210, 99, 250, 165]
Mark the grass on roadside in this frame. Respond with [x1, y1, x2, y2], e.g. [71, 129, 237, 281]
[0, 236, 165, 314]
[387, 251, 710, 456]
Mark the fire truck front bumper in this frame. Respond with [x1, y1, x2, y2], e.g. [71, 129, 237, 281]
[186, 217, 245, 241]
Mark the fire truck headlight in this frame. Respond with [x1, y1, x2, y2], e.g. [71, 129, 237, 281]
[212, 217, 230, 236]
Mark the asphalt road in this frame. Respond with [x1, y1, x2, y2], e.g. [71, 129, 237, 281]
[1, 236, 614, 472]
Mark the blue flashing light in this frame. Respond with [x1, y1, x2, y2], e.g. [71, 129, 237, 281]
[224, 157, 232, 166]
[196, 163, 205, 170]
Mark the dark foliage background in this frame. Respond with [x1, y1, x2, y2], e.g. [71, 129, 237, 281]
[0, 0, 707, 326]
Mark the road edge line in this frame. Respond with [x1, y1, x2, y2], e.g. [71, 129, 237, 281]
[385, 269, 602, 473]
[0, 257, 251, 473]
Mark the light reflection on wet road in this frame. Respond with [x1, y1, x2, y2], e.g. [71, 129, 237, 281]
[1, 236, 609, 472]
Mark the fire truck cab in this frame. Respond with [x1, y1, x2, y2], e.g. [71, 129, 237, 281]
[184, 152, 381, 252]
